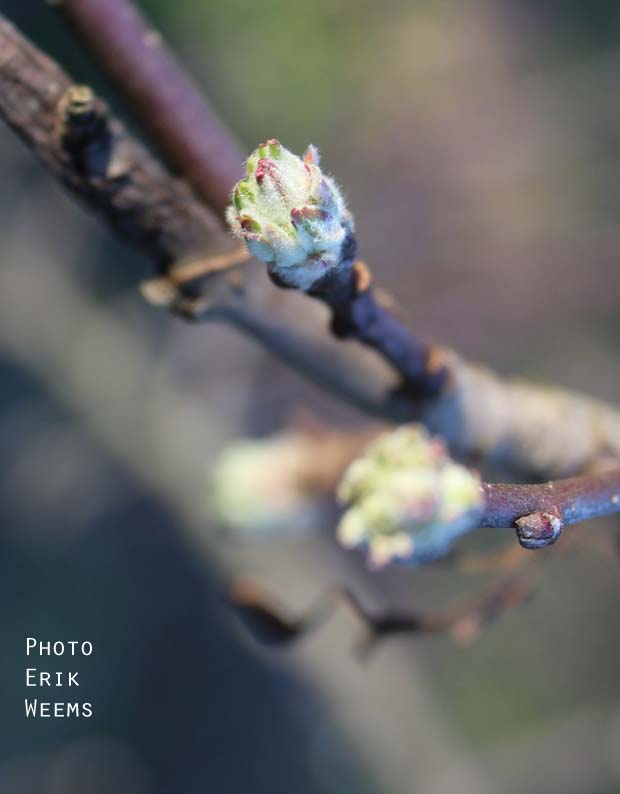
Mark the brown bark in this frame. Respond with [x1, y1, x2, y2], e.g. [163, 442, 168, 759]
[0, 15, 231, 271]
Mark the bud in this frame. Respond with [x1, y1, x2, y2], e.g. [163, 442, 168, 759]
[209, 433, 322, 534]
[515, 509, 563, 550]
[336, 426, 484, 568]
[226, 139, 355, 291]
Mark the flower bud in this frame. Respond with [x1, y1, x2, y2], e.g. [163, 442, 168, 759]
[227, 140, 355, 291]
[336, 426, 484, 568]
[209, 433, 322, 535]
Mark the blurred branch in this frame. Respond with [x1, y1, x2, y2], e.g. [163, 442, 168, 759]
[52, 0, 244, 218]
[227, 503, 620, 653]
[197, 299, 419, 418]
[186, 294, 620, 477]
[230, 575, 533, 655]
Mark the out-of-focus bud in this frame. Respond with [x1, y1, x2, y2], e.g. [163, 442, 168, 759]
[209, 433, 322, 534]
[336, 426, 484, 568]
[226, 139, 355, 291]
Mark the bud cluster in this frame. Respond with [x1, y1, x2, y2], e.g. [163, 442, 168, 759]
[226, 139, 354, 291]
[337, 426, 484, 568]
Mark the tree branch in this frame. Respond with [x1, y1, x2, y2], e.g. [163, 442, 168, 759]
[0, 12, 443, 420]
[52, 0, 244, 218]
[212, 424, 620, 548]
[3, 11, 620, 479]
[229, 576, 533, 654]
[51, 0, 450, 400]
[481, 468, 620, 528]
[306, 260, 448, 399]
[0, 15, 229, 270]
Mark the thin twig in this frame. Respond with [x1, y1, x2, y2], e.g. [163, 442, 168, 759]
[480, 468, 620, 528]
[166, 245, 250, 283]
[229, 575, 534, 655]
[201, 299, 412, 418]
[140, 246, 250, 304]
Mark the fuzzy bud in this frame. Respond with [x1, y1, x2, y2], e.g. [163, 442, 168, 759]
[336, 426, 484, 568]
[226, 139, 355, 291]
[209, 433, 322, 535]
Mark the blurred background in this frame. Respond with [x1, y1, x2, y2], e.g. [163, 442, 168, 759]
[1, 1, 620, 792]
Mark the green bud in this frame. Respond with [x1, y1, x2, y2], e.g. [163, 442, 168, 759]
[336, 426, 484, 568]
[209, 433, 321, 535]
[227, 139, 355, 291]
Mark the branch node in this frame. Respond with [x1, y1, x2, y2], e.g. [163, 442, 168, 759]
[352, 259, 372, 294]
[55, 84, 112, 177]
